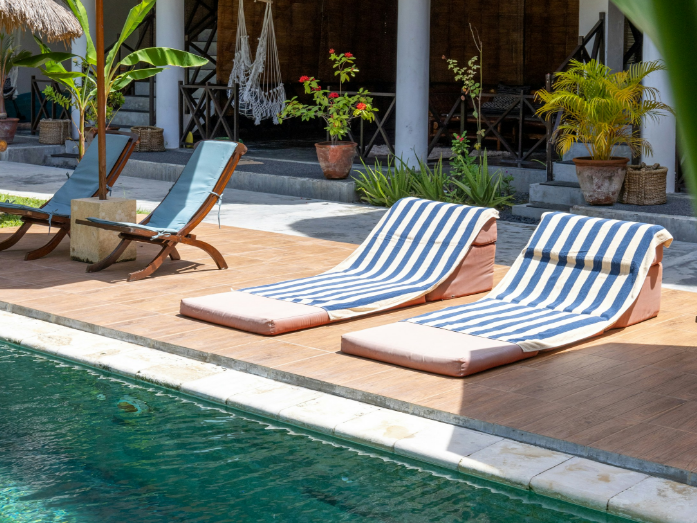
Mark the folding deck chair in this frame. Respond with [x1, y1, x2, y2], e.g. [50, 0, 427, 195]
[181, 198, 500, 335]
[76, 140, 247, 282]
[0, 131, 138, 260]
[341, 212, 673, 377]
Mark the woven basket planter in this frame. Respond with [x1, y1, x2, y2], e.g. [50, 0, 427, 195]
[131, 126, 165, 152]
[619, 163, 668, 206]
[39, 119, 71, 145]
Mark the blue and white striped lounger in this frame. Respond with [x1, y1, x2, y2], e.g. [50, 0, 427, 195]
[180, 198, 499, 334]
[342, 212, 673, 377]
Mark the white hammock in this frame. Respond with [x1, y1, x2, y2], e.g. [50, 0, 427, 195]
[228, 0, 285, 125]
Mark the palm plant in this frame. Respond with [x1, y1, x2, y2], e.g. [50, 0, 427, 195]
[536, 59, 673, 161]
[14, 0, 207, 158]
[0, 33, 30, 119]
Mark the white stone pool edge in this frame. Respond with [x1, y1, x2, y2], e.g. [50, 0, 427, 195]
[1, 309, 694, 523]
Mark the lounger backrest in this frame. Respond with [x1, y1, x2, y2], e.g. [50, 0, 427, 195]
[43, 134, 131, 216]
[147, 141, 238, 232]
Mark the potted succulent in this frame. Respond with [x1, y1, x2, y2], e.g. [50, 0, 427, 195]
[537, 59, 673, 205]
[0, 33, 31, 143]
[279, 50, 378, 179]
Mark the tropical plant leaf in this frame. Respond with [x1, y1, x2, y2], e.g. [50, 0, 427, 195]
[13, 51, 75, 69]
[105, 0, 157, 73]
[118, 47, 208, 69]
[63, 0, 97, 65]
[111, 67, 165, 91]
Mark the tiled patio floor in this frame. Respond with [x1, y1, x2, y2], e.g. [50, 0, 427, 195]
[1, 222, 697, 482]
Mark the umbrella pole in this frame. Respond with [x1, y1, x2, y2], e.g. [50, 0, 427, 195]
[96, 0, 107, 200]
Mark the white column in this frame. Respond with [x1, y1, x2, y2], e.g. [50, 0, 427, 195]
[71, 0, 96, 141]
[395, 0, 430, 167]
[156, 0, 185, 149]
[641, 37, 677, 193]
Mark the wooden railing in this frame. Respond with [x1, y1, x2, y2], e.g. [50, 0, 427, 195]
[30, 76, 71, 134]
[179, 82, 239, 147]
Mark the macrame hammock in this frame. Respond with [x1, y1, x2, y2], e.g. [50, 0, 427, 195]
[228, 0, 285, 125]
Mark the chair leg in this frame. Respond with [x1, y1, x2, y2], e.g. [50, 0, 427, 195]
[169, 246, 181, 261]
[24, 227, 69, 261]
[86, 238, 132, 273]
[182, 237, 228, 270]
[0, 221, 32, 252]
[127, 242, 178, 282]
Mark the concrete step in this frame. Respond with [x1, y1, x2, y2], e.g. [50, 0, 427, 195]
[552, 161, 578, 183]
[111, 110, 151, 127]
[197, 28, 214, 41]
[134, 82, 155, 96]
[511, 203, 559, 220]
[122, 95, 151, 112]
[529, 181, 586, 208]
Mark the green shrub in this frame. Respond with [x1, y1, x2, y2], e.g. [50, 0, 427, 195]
[355, 156, 413, 207]
[451, 154, 515, 208]
[411, 157, 453, 203]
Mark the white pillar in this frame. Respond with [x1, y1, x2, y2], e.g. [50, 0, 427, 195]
[71, 0, 96, 141]
[641, 37, 677, 193]
[395, 0, 430, 167]
[156, 0, 185, 149]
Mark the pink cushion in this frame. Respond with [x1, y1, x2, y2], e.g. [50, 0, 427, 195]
[341, 322, 536, 377]
[180, 290, 330, 335]
[611, 263, 662, 329]
[426, 243, 495, 301]
[472, 218, 497, 246]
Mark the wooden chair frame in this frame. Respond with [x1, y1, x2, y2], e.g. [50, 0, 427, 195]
[0, 131, 139, 261]
[77, 142, 248, 282]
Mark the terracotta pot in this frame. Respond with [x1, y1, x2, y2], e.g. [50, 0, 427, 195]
[315, 141, 357, 179]
[0, 118, 19, 144]
[573, 157, 629, 205]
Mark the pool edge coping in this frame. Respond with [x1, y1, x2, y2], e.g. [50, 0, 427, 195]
[1, 306, 696, 523]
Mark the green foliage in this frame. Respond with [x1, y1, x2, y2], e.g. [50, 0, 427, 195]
[279, 51, 378, 143]
[86, 91, 125, 129]
[42, 86, 72, 112]
[354, 156, 413, 207]
[410, 157, 452, 203]
[611, 0, 697, 207]
[451, 154, 515, 208]
[0, 33, 32, 117]
[536, 59, 673, 161]
[0, 194, 48, 228]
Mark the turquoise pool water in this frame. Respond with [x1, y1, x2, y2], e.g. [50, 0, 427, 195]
[0, 343, 632, 523]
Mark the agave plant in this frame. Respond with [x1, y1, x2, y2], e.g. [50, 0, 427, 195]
[536, 59, 673, 161]
[451, 154, 514, 208]
[354, 156, 412, 207]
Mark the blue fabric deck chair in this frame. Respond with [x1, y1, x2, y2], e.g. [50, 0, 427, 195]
[0, 131, 138, 260]
[76, 140, 247, 282]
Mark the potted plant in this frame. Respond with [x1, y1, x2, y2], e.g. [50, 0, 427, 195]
[14, 0, 207, 158]
[0, 33, 30, 143]
[279, 50, 378, 179]
[537, 59, 673, 205]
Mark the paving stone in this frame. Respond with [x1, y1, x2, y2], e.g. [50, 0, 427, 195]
[226, 382, 322, 418]
[608, 477, 697, 523]
[97, 346, 185, 377]
[460, 439, 571, 489]
[530, 457, 648, 511]
[394, 422, 502, 470]
[180, 369, 269, 404]
[334, 409, 431, 452]
[278, 394, 379, 435]
[136, 360, 223, 390]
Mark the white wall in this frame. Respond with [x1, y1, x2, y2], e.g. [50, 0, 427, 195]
[579, 0, 608, 36]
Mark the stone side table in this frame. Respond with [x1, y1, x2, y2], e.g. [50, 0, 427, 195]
[70, 198, 137, 264]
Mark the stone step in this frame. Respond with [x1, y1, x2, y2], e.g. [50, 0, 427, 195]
[552, 161, 577, 183]
[190, 42, 217, 55]
[529, 181, 587, 208]
[134, 81, 157, 96]
[511, 203, 561, 220]
[122, 95, 151, 112]
[197, 28, 214, 41]
[110, 110, 151, 127]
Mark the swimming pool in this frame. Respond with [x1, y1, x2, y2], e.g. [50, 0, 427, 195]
[0, 342, 633, 522]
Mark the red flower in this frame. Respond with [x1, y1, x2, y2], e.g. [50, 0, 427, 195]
[312, 86, 321, 91]
[344, 52, 353, 58]
[356, 102, 367, 110]
[299, 75, 310, 82]
[328, 92, 339, 99]
[329, 48, 335, 54]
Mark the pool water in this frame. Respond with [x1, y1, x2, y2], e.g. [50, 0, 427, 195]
[0, 343, 633, 523]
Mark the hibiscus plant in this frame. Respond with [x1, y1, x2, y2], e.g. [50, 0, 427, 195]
[278, 50, 378, 144]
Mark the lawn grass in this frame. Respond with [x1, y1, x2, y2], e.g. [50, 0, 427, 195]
[0, 193, 48, 228]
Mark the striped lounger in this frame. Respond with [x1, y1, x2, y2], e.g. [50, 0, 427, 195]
[342, 212, 673, 377]
[180, 198, 499, 335]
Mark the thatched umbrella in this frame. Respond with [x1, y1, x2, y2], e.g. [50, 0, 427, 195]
[0, 0, 82, 43]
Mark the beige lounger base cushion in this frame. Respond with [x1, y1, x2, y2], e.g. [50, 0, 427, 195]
[341, 322, 536, 377]
[180, 291, 330, 336]
[426, 243, 495, 301]
[611, 263, 662, 329]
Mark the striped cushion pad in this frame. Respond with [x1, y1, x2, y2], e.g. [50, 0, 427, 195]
[407, 212, 673, 352]
[241, 198, 499, 321]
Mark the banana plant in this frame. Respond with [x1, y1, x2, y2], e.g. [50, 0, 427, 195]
[612, 0, 697, 207]
[14, 0, 207, 158]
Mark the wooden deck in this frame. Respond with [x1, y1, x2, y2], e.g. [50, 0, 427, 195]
[2, 222, 697, 480]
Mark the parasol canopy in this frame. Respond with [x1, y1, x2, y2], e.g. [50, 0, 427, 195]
[0, 0, 82, 43]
